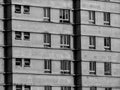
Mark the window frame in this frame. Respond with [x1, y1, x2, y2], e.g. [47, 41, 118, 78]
[105, 88, 112, 90]
[15, 58, 22, 67]
[104, 37, 111, 50]
[89, 61, 96, 75]
[44, 60, 51, 73]
[24, 85, 31, 90]
[90, 87, 97, 90]
[60, 35, 70, 48]
[15, 5, 21, 13]
[45, 86, 52, 90]
[24, 32, 30, 40]
[104, 0, 110, 1]
[61, 60, 71, 74]
[61, 86, 71, 90]
[24, 6, 30, 14]
[104, 12, 110, 25]
[16, 85, 22, 90]
[60, 9, 70, 23]
[15, 31, 22, 40]
[44, 33, 51, 47]
[89, 11, 95, 24]
[43, 7, 50, 22]
[89, 36, 96, 49]
[104, 62, 111, 75]
[24, 59, 31, 67]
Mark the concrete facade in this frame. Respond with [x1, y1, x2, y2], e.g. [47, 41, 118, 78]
[81, 0, 120, 90]
[0, 0, 120, 90]
[11, 0, 74, 90]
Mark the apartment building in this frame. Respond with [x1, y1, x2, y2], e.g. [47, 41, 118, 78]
[80, 0, 120, 90]
[0, 0, 120, 90]
[3, 0, 74, 90]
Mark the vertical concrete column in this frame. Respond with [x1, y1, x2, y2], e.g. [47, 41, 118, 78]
[73, 0, 82, 90]
[3, 0, 13, 90]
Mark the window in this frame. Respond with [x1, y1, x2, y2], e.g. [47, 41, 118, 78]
[90, 87, 97, 90]
[15, 31, 22, 40]
[43, 8, 50, 21]
[44, 60, 51, 73]
[24, 85, 31, 90]
[61, 86, 71, 90]
[16, 85, 22, 90]
[16, 58, 22, 66]
[60, 9, 70, 23]
[104, 62, 111, 75]
[24, 32, 30, 40]
[105, 88, 112, 90]
[61, 60, 71, 74]
[44, 33, 51, 47]
[60, 35, 70, 48]
[89, 11, 95, 24]
[15, 32, 30, 40]
[104, 12, 110, 25]
[104, 0, 110, 1]
[89, 61, 96, 74]
[89, 36, 96, 49]
[104, 37, 111, 50]
[24, 6, 30, 14]
[15, 5, 21, 13]
[45, 86, 52, 90]
[24, 59, 30, 67]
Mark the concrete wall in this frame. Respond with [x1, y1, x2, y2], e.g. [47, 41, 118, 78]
[81, 0, 120, 90]
[12, 5, 73, 23]
[12, 58, 74, 74]
[12, 20, 73, 33]
[81, 0, 120, 13]
[12, 33, 73, 49]
[11, 0, 74, 89]
[0, 1, 4, 90]
[13, 86, 74, 90]
[13, 74, 74, 85]
[12, 0, 73, 9]
[81, 10, 120, 27]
